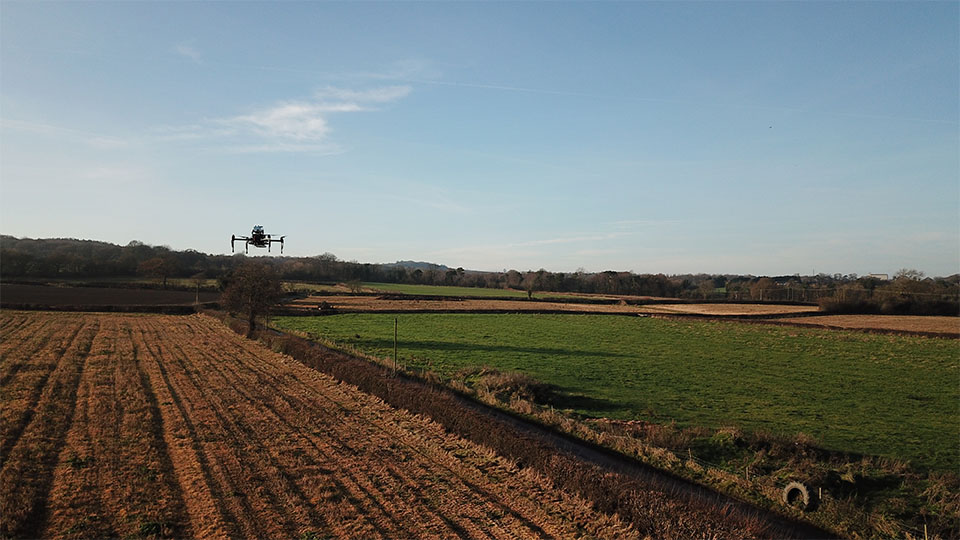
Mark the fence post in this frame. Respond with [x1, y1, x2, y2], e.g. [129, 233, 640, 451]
[394, 317, 398, 376]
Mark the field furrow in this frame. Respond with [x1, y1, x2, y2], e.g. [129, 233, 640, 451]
[131, 323, 239, 538]
[0, 318, 85, 464]
[0, 313, 73, 389]
[0, 311, 640, 539]
[204, 333, 500, 536]
[0, 312, 42, 350]
[164, 321, 420, 537]
[169, 316, 626, 539]
[40, 320, 115, 539]
[0, 317, 98, 538]
[138, 323, 270, 538]
[41, 316, 192, 538]
[190, 317, 631, 539]
[152, 318, 416, 538]
[157, 330, 330, 537]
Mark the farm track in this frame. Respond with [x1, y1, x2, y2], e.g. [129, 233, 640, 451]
[0, 311, 637, 539]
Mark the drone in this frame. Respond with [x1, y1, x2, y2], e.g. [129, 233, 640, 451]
[231, 225, 285, 254]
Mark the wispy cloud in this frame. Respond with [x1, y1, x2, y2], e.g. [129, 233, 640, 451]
[220, 142, 348, 155]
[506, 232, 636, 248]
[1, 118, 131, 149]
[380, 191, 470, 214]
[612, 219, 683, 229]
[174, 41, 202, 64]
[314, 85, 413, 104]
[80, 165, 152, 186]
[220, 57, 591, 99]
[425, 230, 641, 270]
[159, 85, 411, 153]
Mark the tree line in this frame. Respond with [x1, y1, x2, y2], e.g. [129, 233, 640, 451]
[2, 236, 957, 312]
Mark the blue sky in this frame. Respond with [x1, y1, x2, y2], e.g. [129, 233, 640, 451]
[2, 2, 957, 276]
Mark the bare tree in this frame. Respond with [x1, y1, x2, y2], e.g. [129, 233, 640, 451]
[750, 277, 777, 301]
[221, 261, 283, 337]
[894, 268, 925, 281]
[137, 256, 176, 288]
[346, 279, 363, 293]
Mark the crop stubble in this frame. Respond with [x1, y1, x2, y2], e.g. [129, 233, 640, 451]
[0, 311, 636, 539]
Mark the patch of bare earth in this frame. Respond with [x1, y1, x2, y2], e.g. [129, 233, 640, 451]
[637, 303, 820, 316]
[777, 314, 960, 334]
[0, 311, 638, 539]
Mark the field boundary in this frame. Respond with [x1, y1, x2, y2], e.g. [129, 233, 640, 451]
[219, 313, 835, 539]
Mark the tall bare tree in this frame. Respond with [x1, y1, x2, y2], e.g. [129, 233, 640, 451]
[137, 256, 176, 288]
[221, 261, 283, 337]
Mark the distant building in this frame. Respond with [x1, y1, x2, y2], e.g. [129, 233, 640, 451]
[867, 273, 889, 281]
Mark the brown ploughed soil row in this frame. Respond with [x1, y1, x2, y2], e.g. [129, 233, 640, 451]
[638, 303, 819, 316]
[777, 314, 960, 335]
[0, 283, 219, 307]
[1, 311, 637, 539]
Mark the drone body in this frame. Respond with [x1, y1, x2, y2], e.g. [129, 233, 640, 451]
[232, 225, 285, 254]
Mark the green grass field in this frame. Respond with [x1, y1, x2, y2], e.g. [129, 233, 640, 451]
[273, 313, 960, 471]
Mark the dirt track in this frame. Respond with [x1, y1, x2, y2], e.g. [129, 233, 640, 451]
[0, 311, 636, 539]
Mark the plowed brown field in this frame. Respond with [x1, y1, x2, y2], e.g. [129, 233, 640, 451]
[638, 303, 819, 316]
[0, 311, 636, 539]
[777, 314, 960, 335]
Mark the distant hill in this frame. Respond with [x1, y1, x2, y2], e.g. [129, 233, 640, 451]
[384, 260, 452, 272]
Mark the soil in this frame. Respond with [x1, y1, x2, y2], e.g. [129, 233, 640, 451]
[637, 303, 820, 316]
[0, 311, 637, 539]
[776, 314, 960, 335]
[0, 283, 219, 306]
